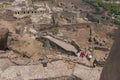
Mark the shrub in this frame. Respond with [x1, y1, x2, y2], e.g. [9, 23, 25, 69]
[0, 4, 4, 8]
[113, 16, 120, 25]
[51, 0, 56, 3]
[52, 27, 59, 35]
[87, 24, 91, 28]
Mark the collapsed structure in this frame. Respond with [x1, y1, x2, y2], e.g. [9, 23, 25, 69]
[37, 34, 82, 56]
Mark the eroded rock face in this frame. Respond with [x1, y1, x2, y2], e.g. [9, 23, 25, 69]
[100, 28, 120, 80]
[0, 28, 9, 50]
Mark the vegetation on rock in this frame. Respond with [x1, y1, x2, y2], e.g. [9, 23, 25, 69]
[52, 27, 59, 35]
[87, 0, 120, 25]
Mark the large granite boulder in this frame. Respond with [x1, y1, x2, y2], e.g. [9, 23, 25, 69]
[0, 28, 9, 50]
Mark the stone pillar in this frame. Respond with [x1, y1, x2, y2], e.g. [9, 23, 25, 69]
[0, 28, 9, 50]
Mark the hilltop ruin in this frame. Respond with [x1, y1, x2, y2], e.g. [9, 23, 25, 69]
[0, 0, 118, 80]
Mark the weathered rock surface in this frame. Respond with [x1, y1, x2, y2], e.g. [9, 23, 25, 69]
[9, 34, 42, 57]
[0, 61, 73, 80]
[0, 28, 9, 50]
[100, 28, 120, 80]
[73, 64, 102, 80]
[0, 59, 103, 80]
[0, 59, 14, 71]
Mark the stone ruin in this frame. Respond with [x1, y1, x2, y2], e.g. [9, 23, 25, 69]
[11, 0, 90, 25]
[12, 0, 50, 15]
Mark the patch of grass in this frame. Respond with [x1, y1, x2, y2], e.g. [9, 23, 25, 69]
[0, 4, 4, 8]
[88, 0, 120, 15]
[51, 0, 56, 3]
[113, 15, 120, 25]
[52, 27, 59, 35]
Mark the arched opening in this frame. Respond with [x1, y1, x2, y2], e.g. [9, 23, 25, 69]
[23, 11, 26, 14]
[27, 11, 29, 14]
[17, 12, 20, 14]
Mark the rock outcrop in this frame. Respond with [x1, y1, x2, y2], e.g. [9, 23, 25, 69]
[9, 34, 42, 57]
[100, 28, 120, 80]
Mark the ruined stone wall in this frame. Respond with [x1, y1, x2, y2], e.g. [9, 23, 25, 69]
[14, 10, 49, 15]
[34, 24, 52, 31]
[33, 23, 92, 31]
